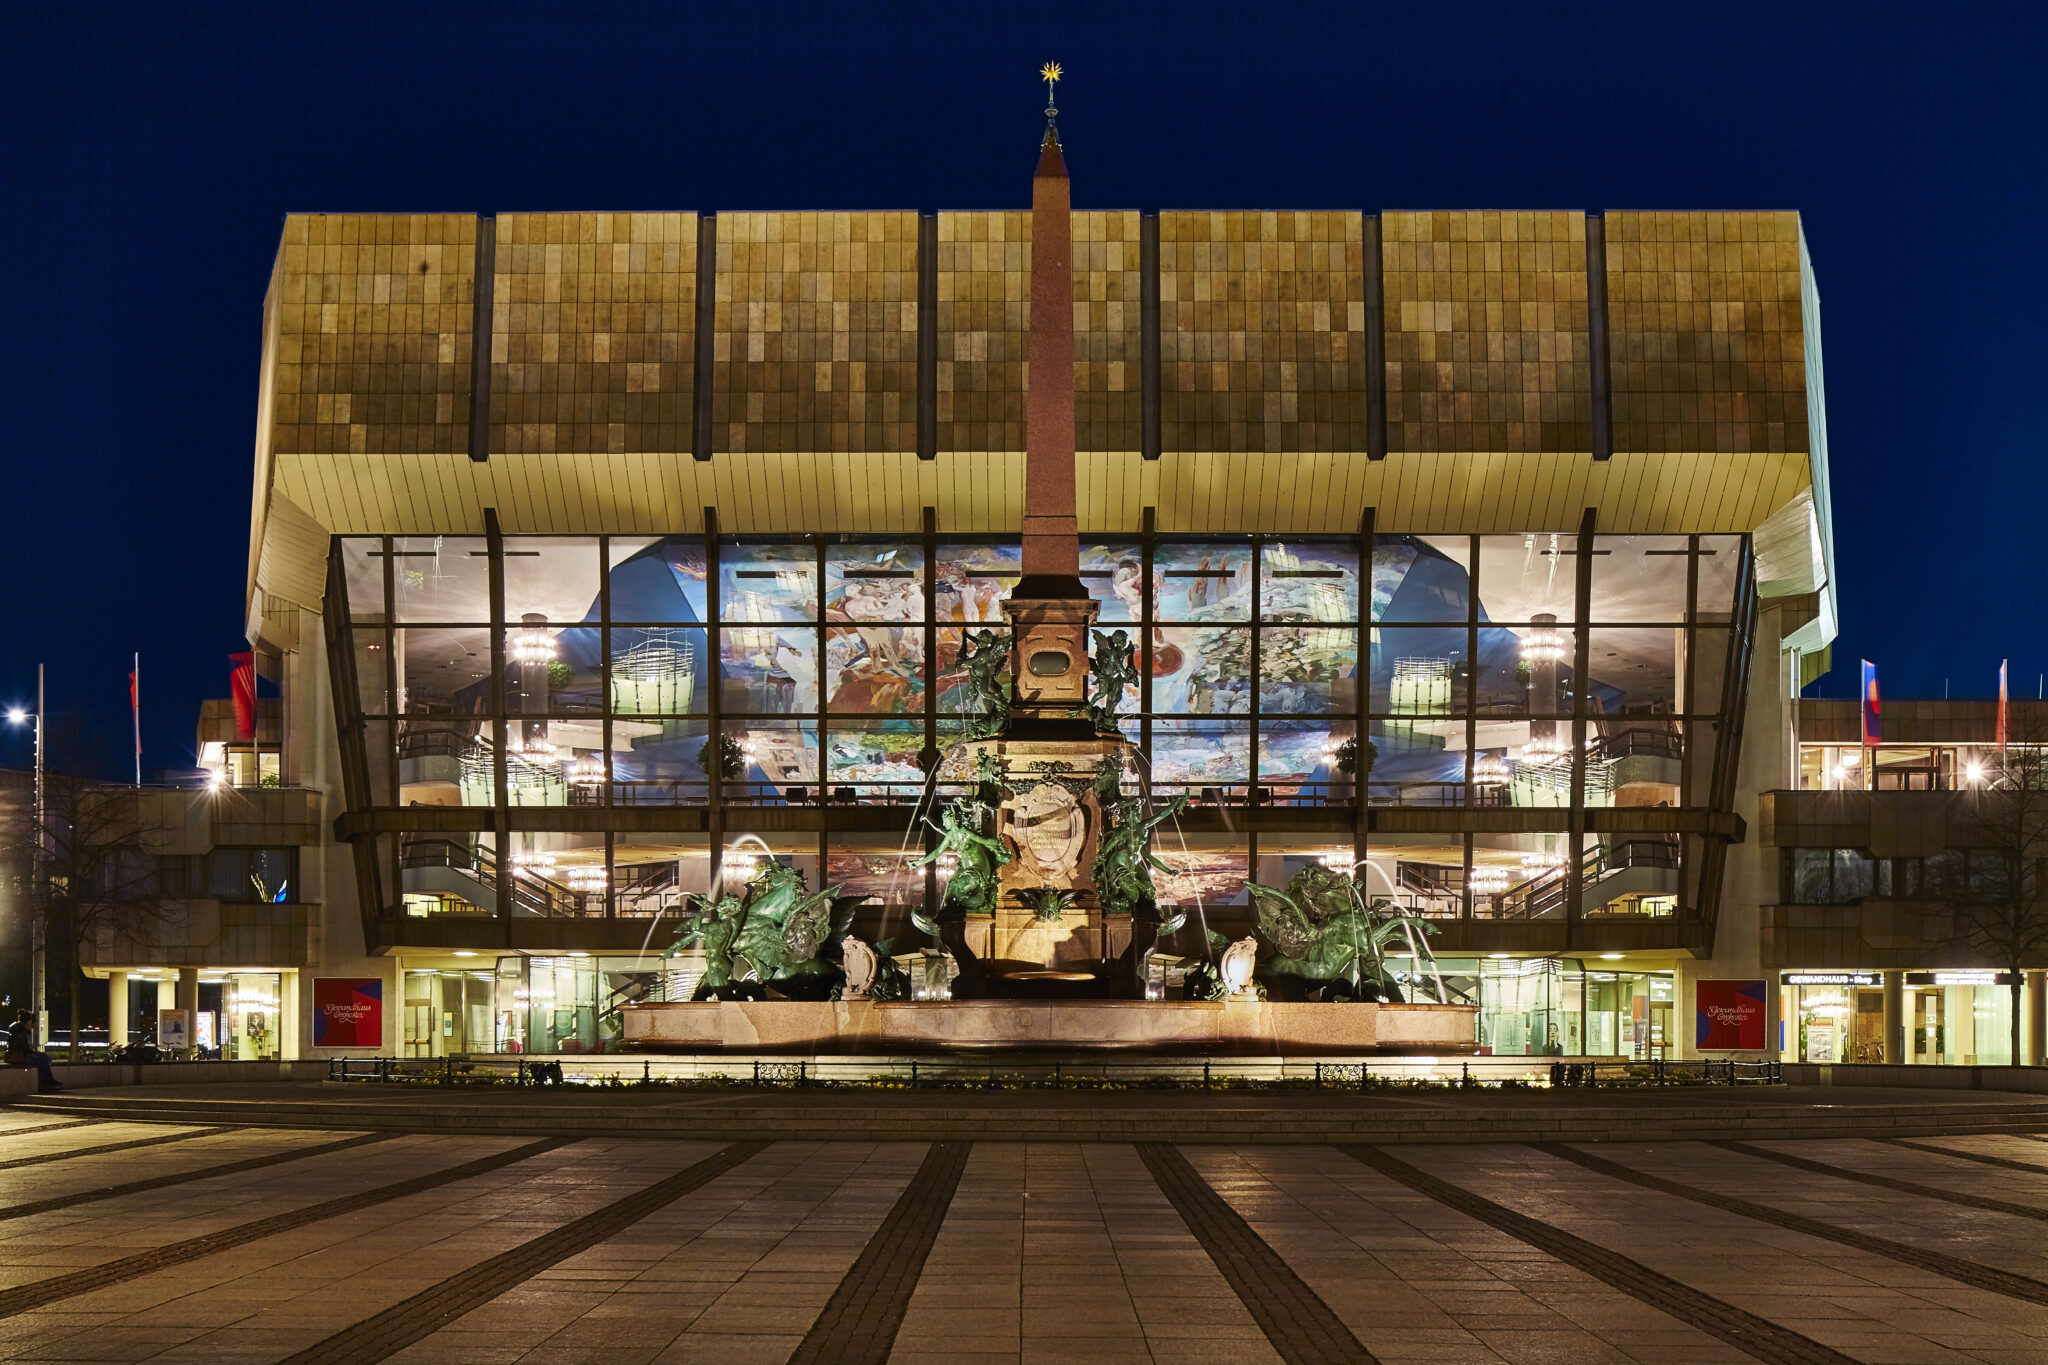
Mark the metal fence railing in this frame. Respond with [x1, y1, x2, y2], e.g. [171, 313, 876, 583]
[327, 1052, 1784, 1091]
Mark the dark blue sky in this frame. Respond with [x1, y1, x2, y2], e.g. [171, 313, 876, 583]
[4, 2, 2043, 775]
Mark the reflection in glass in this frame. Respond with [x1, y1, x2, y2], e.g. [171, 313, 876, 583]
[1261, 541, 1358, 622]
[935, 543, 1017, 622]
[1591, 536, 1689, 623]
[720, 542, 818, 621]
[1477, 535, 1576, 624]
[609, 628, 704, 715]
[1374, 535, 1469, 623]
[1150, 719, 1251, 790]
[1155, 542, 1253, 621]
[1259, 629, 1357, 714]
[1080, 542, 1143, 622]
[824, 722, 927, 795]
[609, 538, 708, 624]
[720, 625, 818, 714]
[391, 536, 489, 622]
[1153, 627, 1251, 715]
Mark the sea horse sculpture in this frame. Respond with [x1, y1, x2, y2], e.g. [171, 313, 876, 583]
[668, 863, 848, 1000]
[1244, 863, 1442, 1002]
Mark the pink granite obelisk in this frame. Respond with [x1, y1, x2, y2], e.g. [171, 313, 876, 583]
[1003, 85, 1097, 734]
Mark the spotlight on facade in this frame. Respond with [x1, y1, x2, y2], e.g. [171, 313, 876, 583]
[4, 708, 24, 725]
[1966, 762, 1985, 784]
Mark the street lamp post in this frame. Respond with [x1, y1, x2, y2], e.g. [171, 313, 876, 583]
[7, 664, 45, 1047]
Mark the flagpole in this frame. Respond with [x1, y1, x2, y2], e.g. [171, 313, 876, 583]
[132, 652, 142, 787]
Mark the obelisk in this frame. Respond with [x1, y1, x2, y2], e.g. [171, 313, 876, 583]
[1003, 63, 1097, 738]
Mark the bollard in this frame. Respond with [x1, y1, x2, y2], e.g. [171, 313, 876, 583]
[1203, 1061, 1211, 1091]
[643, 1059, 651, 1084]
[1315, 1062, 1323, 1090]
[911, 1060, 919, 1088]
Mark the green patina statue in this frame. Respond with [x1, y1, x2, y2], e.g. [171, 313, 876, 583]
[956, 629, 1010, 739]
[910, 802, 1012, 933]
[668, 863, 849, 1000]
[1245, 863, 1442, 1001]
[1087, 629, 1139, 734]
[1092, 790, 1191, 931]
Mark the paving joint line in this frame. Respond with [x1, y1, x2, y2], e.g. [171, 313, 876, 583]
[0, 1131, 399, 1223]
[1344, 1145, 1856, 1365]
[0, 1125, 238, 1171]
[1716, 1139, 2048, 1222]
[1886, 1136, 2048, 1174]
[1537, 1142, 2048, 1307]
[1141, 1142, 1376, 1365]
[786, 1140, 970, 1365]
[276, 1139, 768, 1365]
[0, 1118, 101, 1138]
[0, 1136, 565, 1319]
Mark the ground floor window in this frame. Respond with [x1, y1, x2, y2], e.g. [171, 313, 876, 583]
[1440, 957, 1672, 1058]
[1908, 977, 2015, 1066]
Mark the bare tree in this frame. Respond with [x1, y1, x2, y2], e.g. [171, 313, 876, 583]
[5, 775, 173, 1055]
[1936, 727, 2048, 1067]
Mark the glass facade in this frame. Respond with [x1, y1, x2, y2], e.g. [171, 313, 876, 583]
[330, 529, 1752, 927]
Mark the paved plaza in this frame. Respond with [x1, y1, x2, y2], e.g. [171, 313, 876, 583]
[2, 1094, 2048, 1363]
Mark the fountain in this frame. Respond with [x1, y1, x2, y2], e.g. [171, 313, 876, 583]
[620, 71, 1476, 1055]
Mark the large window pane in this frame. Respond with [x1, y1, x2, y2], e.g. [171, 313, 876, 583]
[725, 722, 819, 803]
[827, 838, 926, 907]
[1690, 627, 1731, 716]
[610, 537, 709, 625]
[1364, 720, 1466, 807]
[1262, 541, 1359, 622]
[827, 542, 924, 616]
[1585, 628, 1682, 718]
[391, 536, 489, 623]
[1374, 534, 1470, 623]
[393, 627, 493, 717]
[1154, 836, 1248, 908]
[1150, 719, 1250, 794]
[610, 628, 706, 715]
[721, 541, 818, 621]
[825, 586, 926, 717]
[396, 718, 488, 806]
[1369, 626, 1467, 716]
[1591, 535, 1689, 624]
[1257, 720, 1342, 801]
[935, 542, 1017, 622]
[614, 834, 711, 916]
[1153, 626, 1251, 715]
[1476, 534, 1576, 625]
[610, 719, 710, 805]
[823, 721, 927, 800]
[1259, 629, 1357, 714]
[1155, 541, 1252, 621]
[1080, 541, 1143, 622]
[1696, 535, 1743, 620]
[720, 624, 818, 714]
[341, 539, 387, 621]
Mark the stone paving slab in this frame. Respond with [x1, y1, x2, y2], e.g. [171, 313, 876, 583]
[1386, 1141, 2048, 1363]
[3, 1118, 2048, 1362]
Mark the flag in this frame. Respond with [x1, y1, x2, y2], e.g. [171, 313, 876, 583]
[1997, 659, 2009, 754]
[1860, 659, 1882, 747]
[129, 654, 142, 786]
[230, 652, 257, 741]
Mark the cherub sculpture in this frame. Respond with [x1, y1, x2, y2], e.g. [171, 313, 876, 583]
[1088, 629, 1139, 734]
[955, 628, 1010, 738]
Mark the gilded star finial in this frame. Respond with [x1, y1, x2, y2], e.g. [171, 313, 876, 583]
[1039, 61, 1063, 144]
[1040, 61, 1063, 99]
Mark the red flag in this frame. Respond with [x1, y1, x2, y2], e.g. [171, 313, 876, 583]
[230, 652, 257, 741]
[1859, 659, 1881, 747]
[1998, 659, 2009, 754]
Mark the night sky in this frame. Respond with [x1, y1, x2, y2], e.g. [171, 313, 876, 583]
[5, 2, 2043, 778]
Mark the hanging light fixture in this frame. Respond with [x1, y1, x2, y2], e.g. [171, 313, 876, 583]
[1469, 864, 1511, 895]
[1520, 850, 1566, 876]
[569, 756, 605, 786]
[564, 864, 607, 893]
[512, 851, 556, 878]
[1470, 753, 1509, 787]
[1519, 624, 1567, 665]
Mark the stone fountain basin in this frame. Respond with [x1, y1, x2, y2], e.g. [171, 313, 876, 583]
[621, 999, 1477, 1054]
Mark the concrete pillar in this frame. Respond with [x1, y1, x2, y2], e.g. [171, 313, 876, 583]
[2029, 971, 2046, 1067]
[1882, 970, 1904, 1066]
[107, 973, 129, 1046]
[281, 971, 300, 1060]
[176, 967, 198, 1056]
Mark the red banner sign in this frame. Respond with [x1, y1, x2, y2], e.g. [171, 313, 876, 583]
[312, 977, 384, 1049]
[1695, 979, 1768, 1051]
